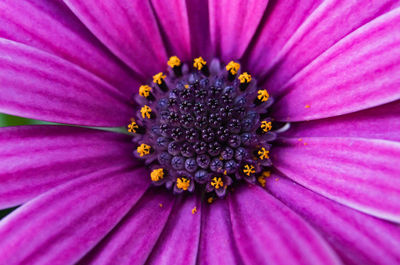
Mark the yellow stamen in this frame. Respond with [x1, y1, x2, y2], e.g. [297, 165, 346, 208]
[167, 56, 181, 68]
[137, 143, 151, 157]
[140, 105, 152, 119]
[139, 85, 152, 98]
[211, 177, 224, 189]
[127, 120, 139, 133]
[193, 57, 206, 70]
[243, 164, 255, 176]
[258, 147, 270, 160]
[238, 72, 251, 83]
[192, 206, 197, 214]
[151, 168, 164, 182]
[207, 197, 214, 204]
[153, 72, 166, 85]
[176, 177, 190, 190]
[261, 121, 272, 133]
[226, 61, 240, 75]
[257, 89, 269, 102]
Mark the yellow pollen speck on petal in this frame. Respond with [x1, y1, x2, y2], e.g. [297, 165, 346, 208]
[151, 168, 164, 182]
[137, 143, 151, 157]
[184, 84, 189, 89]
[238, 72, 251, 83]
[193, 57, 206, 70]
[261, 121, 272, 132]
[159, 203, 163, 208]
[207, 197, 214, 204]
[243, 164, 255, 176]
[127, 120, 139, 133]
[305, 104, 310, 108]
[262, 171, 271, 178]
[139, 85, 152, 98]
[140, 105, 152, 119]
[153, 72, 166, 85]
[211, 177, 224, 189]
[257, 90, 269, 102]
[226, 61, 240, 75]
[177, 177, 190, 190]
[257, 176, 266, 187]
[192, 206, 197, 214]
[167, 56, 181, 68]
[258, 147, 270, 160]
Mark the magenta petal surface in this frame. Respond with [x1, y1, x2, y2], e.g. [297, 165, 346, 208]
[0, 0, 139, 96]
[63, 0, 167, 78]
[274, 137, 400, 223]
[0, 165, 148, 265]
[146, 195, 201, 265]
[0, 39, 133, 126]
[281, 100, 400, 141]
[268, 177, 400, 265]
[199, 199, 243, 265]
[151, 0, 192, 61]
[0, 125, 137, 209]
[229, 186, 340, 265]
[273, 7, 400, 121]
[208, 0, 269, 61]
[78, 188, 174, 265]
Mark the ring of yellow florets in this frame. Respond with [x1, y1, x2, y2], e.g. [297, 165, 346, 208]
[129, 56, 276, 200]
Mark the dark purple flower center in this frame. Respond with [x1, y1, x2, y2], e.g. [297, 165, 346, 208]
[129, 56, 276, 200]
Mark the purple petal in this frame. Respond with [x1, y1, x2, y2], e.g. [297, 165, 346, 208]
[272, 7, 400, 121]
[0, 0, 140, 96]
[208, 0, 269, 61]
[273, 137, 400, 223]
[268, 177, 400, 265]
[151, 0, 192, 61]
[63, 0, 167, 77]
[228, 185, 341, 265]
[281, 100, 400, 141]
[0, 125, 137, 209]
[198, 199, 243, 265]
[0, 39, 133, 126]
[0, 165, 148, 265]
[78, 188, 174, 265]
[146, 195, 201, 265]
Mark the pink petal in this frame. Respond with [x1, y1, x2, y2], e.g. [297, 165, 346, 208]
[228, 185, 341, 265]
[146, 195, 201, 265]
[273, 7, 400, 121]
[0, 0, 140, 96]
[78, 188, 175, 265]
[281, 100, 400, 141]
[0, 39, 133, 126]
[198, 199, 243, 265]
[0, 125, 137, 209]
[63, 0, 168, 77]
[273, 137, 400, 223]
[151, 0, 192, 61]
[208, 0, 269, 61]
[0, 165, 148, 265]
[268, 177, 400, 265]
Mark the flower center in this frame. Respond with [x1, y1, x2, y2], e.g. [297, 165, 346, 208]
[129, 56, 276, 199]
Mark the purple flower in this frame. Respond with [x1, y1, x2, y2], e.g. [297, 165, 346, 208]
[0, 0, 400, 264]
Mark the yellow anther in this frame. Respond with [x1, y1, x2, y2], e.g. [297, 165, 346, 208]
[139, 85, 152, 98]
[257, 89, 269, 102]
[137, 143, 151, 157]
[167, 56, 181, 68]
[211, 177, 224, 189]
[192, 206, 197, 214]
[261, 121, 272, 133]
[258, 147, 270, 160]
[177, 177, 190, 191]
[151, 168, 164, 182]
[243, 164, 255, 176]
[207, 197, 214, 204]
[140, 105, 152, 119]
[153, 72, 166, 85]
[226, 61, 240, 75]
[238, 72, 252, 83]
[127, 120, 139, 133]
[193, 57, 206, 70]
